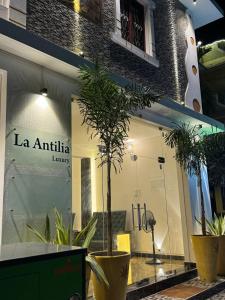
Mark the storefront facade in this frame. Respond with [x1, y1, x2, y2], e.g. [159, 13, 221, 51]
[0, 0, 224, 294]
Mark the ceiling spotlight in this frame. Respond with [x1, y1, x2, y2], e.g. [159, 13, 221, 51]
[40, 88, 48, 97]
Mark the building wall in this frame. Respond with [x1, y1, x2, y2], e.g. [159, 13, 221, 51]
[72, 101, 184, 256]
[0, 50, 79, 243]
[26, 0, 188, 102]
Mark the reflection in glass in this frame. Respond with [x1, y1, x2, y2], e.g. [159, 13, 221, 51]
[72, 101, 188, 297]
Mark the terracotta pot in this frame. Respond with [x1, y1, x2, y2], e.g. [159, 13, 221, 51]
[217, 235, 225, 276]
[192, 235, 219, 282]
[90, 251, 130, 300]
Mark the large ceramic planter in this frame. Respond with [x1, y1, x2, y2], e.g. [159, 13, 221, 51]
[217, 235, 225, 276]
[90, 251, 130, 300]
[192, 235, 219, 282]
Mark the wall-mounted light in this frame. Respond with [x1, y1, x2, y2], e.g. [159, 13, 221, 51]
[193, 0, 197, 5]
[197, 41, 202, 48]
[36, 96, 48, 108]
[126, 139, 138, 161]
[40, 88, 48, 97]
[126, 139, 134, 153]
[79, 51, 84, 58]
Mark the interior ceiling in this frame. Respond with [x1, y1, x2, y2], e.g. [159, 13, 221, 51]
[179, 0, 223, 29]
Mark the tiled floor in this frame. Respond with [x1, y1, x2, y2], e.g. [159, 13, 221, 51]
[209, 290, 225, 299]
[141, 278, 225, 300]
[141, 289, 225, 299]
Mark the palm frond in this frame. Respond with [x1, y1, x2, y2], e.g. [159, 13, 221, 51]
[165, 123, 205, 176]
[77, 63, 160, 170]
[74, 215, 97, 246]
[204, 132, 225, 186]
[44, 214, 51, 242]
[82, 219, 97, 248]
[196, 214, 225, 236]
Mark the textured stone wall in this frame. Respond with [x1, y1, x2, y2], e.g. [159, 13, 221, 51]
[27, 0, 188, 101]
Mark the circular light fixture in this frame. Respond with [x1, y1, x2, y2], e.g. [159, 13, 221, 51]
[40, 88, 48, 97]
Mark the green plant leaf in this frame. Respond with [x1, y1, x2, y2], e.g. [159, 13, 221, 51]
[86, 255, 109, 288]
[82, 219, 97, 248]
[197, 213, 225, 236]
[74, 215, 97, 246]
[44, 214, 51, 242]
[26, 224, 48, 243]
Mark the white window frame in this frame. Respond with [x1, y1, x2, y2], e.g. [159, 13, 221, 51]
[0, 0, 9, 8]
[0, 0, 9, 20]
[112, 0, 159, 67]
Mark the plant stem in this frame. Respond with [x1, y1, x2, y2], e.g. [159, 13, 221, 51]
[107, 156, 113, 256]
[198, 174, 206, 236]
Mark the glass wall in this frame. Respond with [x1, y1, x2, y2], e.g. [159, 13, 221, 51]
[71, 101, 185, 296]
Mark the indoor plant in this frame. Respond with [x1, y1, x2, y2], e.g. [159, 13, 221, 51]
[77, 63, 159, 300]
[165, 123, 218, 282]
[27, 208, 109, 295]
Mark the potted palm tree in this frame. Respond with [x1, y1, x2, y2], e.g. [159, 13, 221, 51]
[204, 131, 225, 276]
[165, 123, 219, 282]
[77, 63, 159, 300]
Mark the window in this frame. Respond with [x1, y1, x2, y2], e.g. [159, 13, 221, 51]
[111, 0, 159, 67]
[120, 0, 145, 51]
[0, 0, 9, 20]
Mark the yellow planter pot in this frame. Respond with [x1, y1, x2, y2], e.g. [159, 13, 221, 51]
[86, 263, 91, 298]
[192, 235, 219, 283]
[90, 251, 130, 300]
[217, 235, 225, 276]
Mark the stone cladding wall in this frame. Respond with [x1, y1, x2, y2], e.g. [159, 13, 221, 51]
[27, 0, 188, 101]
